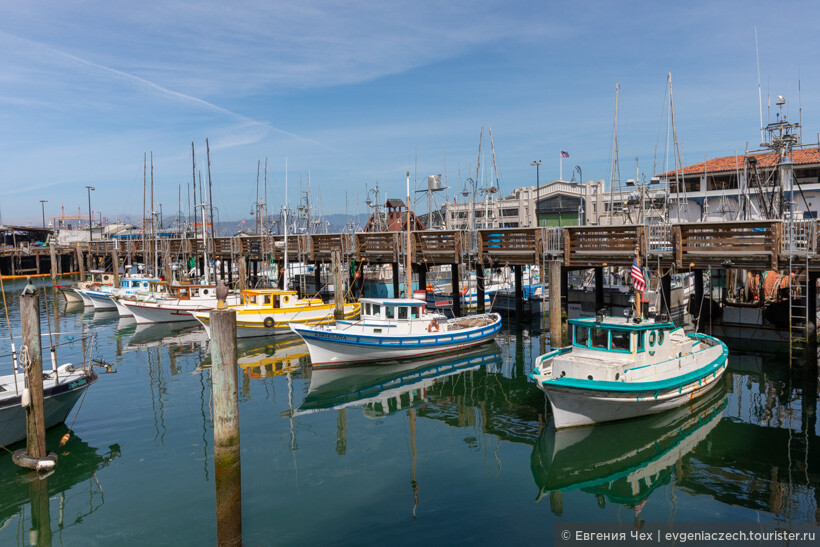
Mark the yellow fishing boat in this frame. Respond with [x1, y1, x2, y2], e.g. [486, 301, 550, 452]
[191, 288, 360, 339]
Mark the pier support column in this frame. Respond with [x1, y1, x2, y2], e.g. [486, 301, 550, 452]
[333, 250, 344, 319]
[209, 308, 242, 547]
[561, 265, 569, 313]
[549, 260, 563, 347]
[111, 250, 120, 287]
[418, 264, 427, 297]
[661, 271, 672, 318]
[77, 247, 85, 279]
[514, 265, 523, 321]
[314, 261, 321, 298]
[392, 262, 400, 299]
[227, 258, 233, 287]
[237, 256, 247, 291]
[49, 245, 58, 286]
[476, 264, 485, 314]
[594, 267, 604, 312]
[35, 252, 41, 275]
[451, 263, 461, 317]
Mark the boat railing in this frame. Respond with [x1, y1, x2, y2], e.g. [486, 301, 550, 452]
[781, 218, 817, 258]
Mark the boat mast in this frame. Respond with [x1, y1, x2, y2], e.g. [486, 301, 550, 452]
[151, 152, 157, 277]
[669, 73, 687, 221]
[206, 138, 216, 267]
[192, 143, 198, 278]
[283, 158, 289, 290]
[142, 153, 146, 269]
[406, 170, 413, 298]
[609, 83, 620, 225]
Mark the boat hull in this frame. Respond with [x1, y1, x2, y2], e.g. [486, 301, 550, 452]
[292, 314, 502, 368]
[193, 303, 361, 339]
[56, 286, 84, 303]
[0, 370, 98, 447]
[81, 289, 117, 310]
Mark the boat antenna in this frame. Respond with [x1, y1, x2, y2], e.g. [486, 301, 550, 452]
[283, 157, 289, 290]
[755, 27, 764, 144]
[0, 275, 19, 394]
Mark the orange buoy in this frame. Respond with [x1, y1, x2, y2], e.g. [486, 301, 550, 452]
[59, 433, 70, 447]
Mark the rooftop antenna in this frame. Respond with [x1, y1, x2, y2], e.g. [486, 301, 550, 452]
[798, 67, 803, 143]
[755, 27, 764, 144]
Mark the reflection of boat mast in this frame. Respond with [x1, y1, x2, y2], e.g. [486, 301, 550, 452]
[409, 408, 419, 522]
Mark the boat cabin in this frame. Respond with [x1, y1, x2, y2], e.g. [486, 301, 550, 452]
[119, 277, 162, 291]
[569, 315, 678, 357]
[359, 298, 426, 322]
[85, 270, 115, 285]
[240, 289, 321, 309]
[168, 283, 216, 300]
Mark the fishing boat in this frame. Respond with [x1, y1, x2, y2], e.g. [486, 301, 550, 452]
[56, 270, 116, 305]
[531, 382, 726, 508]
[530, 311, 728, 429]
[120, 282, 239, 324]
[77, 275, 164, 312]
[190, 289, 361, 339]
[110, 279, 167, 317]
[290, 297, 502, 368]
[0, 363, 98, 448]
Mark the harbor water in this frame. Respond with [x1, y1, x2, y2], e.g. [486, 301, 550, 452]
[0, 278, 818, 544]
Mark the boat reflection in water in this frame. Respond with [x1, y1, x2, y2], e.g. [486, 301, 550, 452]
[197, 335, 311, 378]
[531, 380, 727, 515]
[124, 322, 208, 352]
[0, 426, 121, 540]
[297, 343, 503, 416]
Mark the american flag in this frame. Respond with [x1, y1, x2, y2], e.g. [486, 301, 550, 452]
[631, 256, 646, 293]
[560, 150, 570, 158]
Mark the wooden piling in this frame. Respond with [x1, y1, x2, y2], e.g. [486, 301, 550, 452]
[549, 260, 562, 347]
[661, 272, 672, 317]
[76, 247, 85, 279]
[21, 292, 47, 458]
[48, 245, 58, 285]
[111, 250, 120, 287]
[237, 256, 247, 291]
[476, 265, 485, 314]
[594, 267, 604, 312]
[208, 308, 242, 547]
[418, 265, 427, 297]
[313, 261, 321, 298]
[333, 250, 344, 319]
[451, 263, 461, 317]
[514, 265, 523, 321]
[391, 262, 400, 299]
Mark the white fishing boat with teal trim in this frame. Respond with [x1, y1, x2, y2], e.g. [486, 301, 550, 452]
[531, 312, 728, 429]
[290, 298, 502, 368]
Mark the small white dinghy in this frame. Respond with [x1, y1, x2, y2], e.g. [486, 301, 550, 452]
[531, 312, 728, 429]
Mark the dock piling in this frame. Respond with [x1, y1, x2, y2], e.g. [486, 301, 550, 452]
[514, 265, 523, 321]
[476, 265, 485, 314]
[20, 290, 47, 460]
[332, 250, 344, 319]
[549, 260, 562, 346]
[451, 263, 461, 317]
[208, 308, 242, 547]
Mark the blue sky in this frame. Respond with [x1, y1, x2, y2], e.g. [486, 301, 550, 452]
[1, 1, 818, 227]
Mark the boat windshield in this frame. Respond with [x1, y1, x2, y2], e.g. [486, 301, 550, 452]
[386, 306, 395, 319]
[398, 306, 408, 320]
[574, 326, 589, 346]
[611, 331, 630, 351]
[590, 327, 607, 349]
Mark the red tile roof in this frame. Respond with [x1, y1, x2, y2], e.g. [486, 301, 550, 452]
[656, 147, 820, 177]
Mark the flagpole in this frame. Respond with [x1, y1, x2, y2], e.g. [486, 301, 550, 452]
[559, 151, 563, 181]
[635, 244, 642, 319]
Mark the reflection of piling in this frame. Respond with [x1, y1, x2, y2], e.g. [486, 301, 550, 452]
[332, 250, 344, 319]
[21, 292, 47, 458]
[209, 308, 242, 546]
[29, 474, 53, 547]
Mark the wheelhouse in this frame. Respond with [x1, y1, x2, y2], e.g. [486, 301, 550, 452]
[240, 289, 305, 308]
[360, 299, 426, 321]
[569, 317, 675, 354]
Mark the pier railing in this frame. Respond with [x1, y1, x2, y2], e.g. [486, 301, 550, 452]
[478, 228, 542, 266]
[563, 225, 645, 267]
[674, 220, 780, 269]
[781, 219, 817, 258]
[412, 230, 462, 265]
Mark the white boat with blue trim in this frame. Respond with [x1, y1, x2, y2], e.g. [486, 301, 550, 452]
[290, 298, 502, 368]
[531, 312, 728, 429]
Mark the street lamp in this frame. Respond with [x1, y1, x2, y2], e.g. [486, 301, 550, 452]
[39, 200, 47, 228]
[86, 186, 95, 241]
[530, 160, 542, 227]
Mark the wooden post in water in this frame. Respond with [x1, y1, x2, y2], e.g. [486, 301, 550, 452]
[333, 250, 344, 319]
[549, 260, 563, 347]
[594, 267, 604, 312]
[451, 263, 461, 317]
[514, 265, 523, 321]
[237, 256, 247, 291]
[476, 264, 485, 314]
[77, 247, 85, 279]
[391, 262, 400, 299]
[418, 264, 427, 298]
[208, 308, 242, 547]
[21, 291, 47, 459]
[49, 245, 58, 285]
[111, 249, 120, 287]
[661, 272, 672, 317]
[313, 261, 321, 297]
